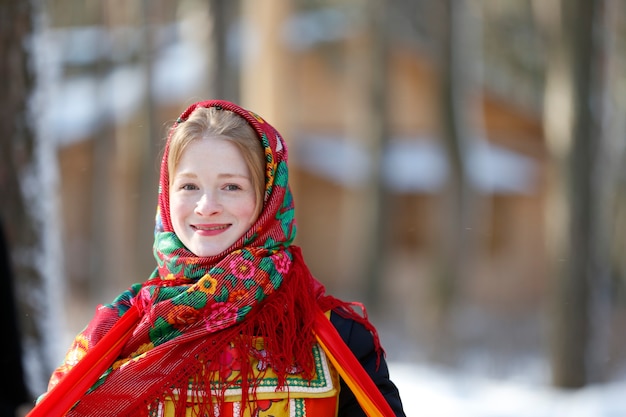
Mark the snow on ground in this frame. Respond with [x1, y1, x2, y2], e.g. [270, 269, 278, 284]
[389, 362, 626, 417]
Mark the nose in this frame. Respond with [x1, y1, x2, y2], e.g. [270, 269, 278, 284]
[194, 192, 222, 216]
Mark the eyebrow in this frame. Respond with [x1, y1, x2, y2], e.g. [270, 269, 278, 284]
[173, 172, 251, 180]
[217, 173, 251, 180]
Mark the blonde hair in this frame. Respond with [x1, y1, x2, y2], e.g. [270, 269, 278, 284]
[167, 107, 265, 216]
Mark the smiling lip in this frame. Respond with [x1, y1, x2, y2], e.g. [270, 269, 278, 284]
[192, 224, 230, 236]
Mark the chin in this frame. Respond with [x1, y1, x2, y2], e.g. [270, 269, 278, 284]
[192, 244, 230, 258]
[194, 249, 223, 257]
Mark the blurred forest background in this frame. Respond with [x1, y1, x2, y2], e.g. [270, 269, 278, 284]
[1, 0, 626, 409]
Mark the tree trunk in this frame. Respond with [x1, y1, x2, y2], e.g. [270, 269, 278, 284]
[361, 0, 390, 312]
[0, 0, 56, 399]
[239, 0, 292, 128]
[431, 0, 481, 355]
[336, 0, 391, 311]
[538, 0, 609, 387]
[207, 0, 237, 101]
[136, 0, 160, 285]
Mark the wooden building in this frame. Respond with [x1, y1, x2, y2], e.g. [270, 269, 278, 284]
[53, 1, 552, 365]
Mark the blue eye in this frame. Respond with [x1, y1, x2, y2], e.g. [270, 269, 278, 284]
[181, 184, 198, 191]
[224, 184, 242, 191]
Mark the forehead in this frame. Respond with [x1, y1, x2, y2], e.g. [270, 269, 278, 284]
[173, 138, 250, 175]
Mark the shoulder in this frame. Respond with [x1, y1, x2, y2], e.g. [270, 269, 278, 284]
[329, 310, 377, 359]
[328, 310, 407, 417]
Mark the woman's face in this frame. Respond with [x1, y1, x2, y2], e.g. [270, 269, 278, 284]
[169, 137, 258, 257]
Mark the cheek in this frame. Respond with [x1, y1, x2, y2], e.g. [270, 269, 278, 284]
[242, 197, 260, 225]
[169, 194, 188, 224]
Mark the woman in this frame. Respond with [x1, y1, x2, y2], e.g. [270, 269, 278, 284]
[43, 100, 405, 416]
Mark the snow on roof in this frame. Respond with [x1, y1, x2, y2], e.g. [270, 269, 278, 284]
[294, 134, 538, 195]
[37, 23, 207, 147]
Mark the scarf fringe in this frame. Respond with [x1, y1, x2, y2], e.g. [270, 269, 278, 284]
[148, 248, 320, 417]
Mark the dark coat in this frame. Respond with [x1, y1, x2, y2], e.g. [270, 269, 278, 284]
[332, 312, 406, 417]
[0, 221, 31, 416]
